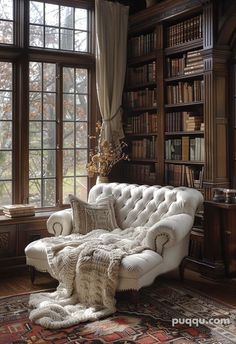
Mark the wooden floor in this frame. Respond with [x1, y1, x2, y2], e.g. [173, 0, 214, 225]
[0, 267, 236, 306]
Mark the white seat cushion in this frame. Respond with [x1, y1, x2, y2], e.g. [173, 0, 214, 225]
[25, 239, 163, 280]
[119, 250, 162, 279]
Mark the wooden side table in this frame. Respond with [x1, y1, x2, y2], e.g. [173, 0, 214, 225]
[180, 201, 236, 280]
[204, 201, 236, 278]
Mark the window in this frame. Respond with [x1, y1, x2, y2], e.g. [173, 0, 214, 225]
[29, 1, 89, 52]
[0, 0, 94, 209]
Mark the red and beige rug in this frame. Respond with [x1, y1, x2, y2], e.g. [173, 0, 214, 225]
[0, 279, 236, 343]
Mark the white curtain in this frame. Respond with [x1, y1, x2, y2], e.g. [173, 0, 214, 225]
[95, 0, 129, 146]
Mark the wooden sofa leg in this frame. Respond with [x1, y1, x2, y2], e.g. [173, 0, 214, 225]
[29, 266, 36, 284]
[179, 258, 186, 282]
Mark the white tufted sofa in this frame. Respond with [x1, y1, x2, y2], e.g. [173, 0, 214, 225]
[25, 183, 203, 290]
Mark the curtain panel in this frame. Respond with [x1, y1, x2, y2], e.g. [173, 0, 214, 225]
[95, 0, 129, 146]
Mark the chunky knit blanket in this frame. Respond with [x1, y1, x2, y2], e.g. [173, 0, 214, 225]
[29, 226, 169, 329]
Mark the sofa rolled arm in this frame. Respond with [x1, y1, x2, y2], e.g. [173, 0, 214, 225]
[47, 208, 73, 236]
[145, 213, 194, 254]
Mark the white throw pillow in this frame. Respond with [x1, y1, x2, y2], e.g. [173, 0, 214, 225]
[68, 194, 119, 235]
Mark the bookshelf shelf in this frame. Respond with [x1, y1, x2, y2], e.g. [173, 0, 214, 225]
[165, 160, 204, 165]
[127, 51, 157, 66]
[165, 131, 204, 136]
[126, 81, 157, 91]
[164, 39, 203, 56]
[124, 106, 158, 113]
[164, 73, 203, 83]
[165, 101, 203, 109]
[130, 158, 157, 163]
[126, 132, 158, 137]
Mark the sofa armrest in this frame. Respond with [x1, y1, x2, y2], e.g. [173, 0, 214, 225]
[145, 213, 194, 254]
[47, 209, 73, 236]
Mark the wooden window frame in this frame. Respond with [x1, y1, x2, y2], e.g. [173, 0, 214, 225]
[0, 0, 96, 213]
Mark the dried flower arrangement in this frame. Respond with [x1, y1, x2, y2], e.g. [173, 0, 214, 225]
[86, 122, 129, 178]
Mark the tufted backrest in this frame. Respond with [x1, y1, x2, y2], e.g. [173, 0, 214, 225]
[88, 183, 203, 230]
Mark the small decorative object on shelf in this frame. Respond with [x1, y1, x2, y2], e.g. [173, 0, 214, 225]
[87, 122, 129, 181]
[223, 189, 236, 204]
[2, 204, 35, 218]
[212, 188, 225, 202]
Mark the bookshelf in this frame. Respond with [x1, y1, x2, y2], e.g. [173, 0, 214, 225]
[123, 26, 162, 185]
[164, 14, 205, 188]
[121, 0, 231, 277]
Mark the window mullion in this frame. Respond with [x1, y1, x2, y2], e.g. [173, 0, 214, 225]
[56, 63, 63, 206]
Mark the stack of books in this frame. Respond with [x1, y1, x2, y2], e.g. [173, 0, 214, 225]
[2, 204, 35, 218]
[184, 50, 204, 75]
[184, 114, 203, 131]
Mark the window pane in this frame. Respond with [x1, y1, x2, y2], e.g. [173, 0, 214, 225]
[0, 151, 12, 179]
[76, 69, 87, 93]
[76, 177, 87, 201]
[29, 122, 42, 149]
[29, 62, 57, 208]
[76, 122, 87, 148]
[0, 60, 12, 206]
[30, 1, 44, 24]
[75, 8, 87, 30]
[29, 179, 41, 207]
[75, 31, 87, 52]
[60, 29, 73, 50]
[43, 179, 56, 206]
[0, 0, 13, 20]
[29, 25, 44, 47]
[43, 64, 56, 92]
[63, 150, 74, 177]
[63, 122, 74, 148]
[76, 94, 87, 121]
[0, 121, 12, 149]
[63, 177, 75, 202]
[29, 151, 42, 178]
[29, 62, 42, 91]
[0, 62, 12, 90]
[76, 150, 87, 175]
[45, 27, 59, 49]
[43, 150, 56, 177]
[0, 91, 12, 120]
[29, 92, 42, 120]
[45, 3, 59, 26]
[62, 67, 88, 204]
[63, 94, 74, 120]
[43, 93, 56, 120]
[61, 6, 73, 29]
[0, 20, 13, 44]
[0, 181, 12, 206]
[63, 68, 74, 93]
[43, 122, 56, 148]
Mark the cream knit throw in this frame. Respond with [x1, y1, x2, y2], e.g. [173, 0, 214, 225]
[29, 226, 166, 329]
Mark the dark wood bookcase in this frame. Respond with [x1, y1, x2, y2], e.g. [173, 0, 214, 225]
[121, 0, 234, 277]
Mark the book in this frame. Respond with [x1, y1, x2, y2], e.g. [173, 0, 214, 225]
[2, 204, 34, 211]
[3, 211, 35, 218]
[3, 203, 35, 218]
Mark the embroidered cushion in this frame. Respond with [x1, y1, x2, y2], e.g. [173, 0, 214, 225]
[68, 194, 118, 234]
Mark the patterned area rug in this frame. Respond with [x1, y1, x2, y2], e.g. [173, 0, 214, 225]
[0, 279, 236, 344]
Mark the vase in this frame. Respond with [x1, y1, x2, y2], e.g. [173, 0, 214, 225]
[96, 176, 109, 184]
